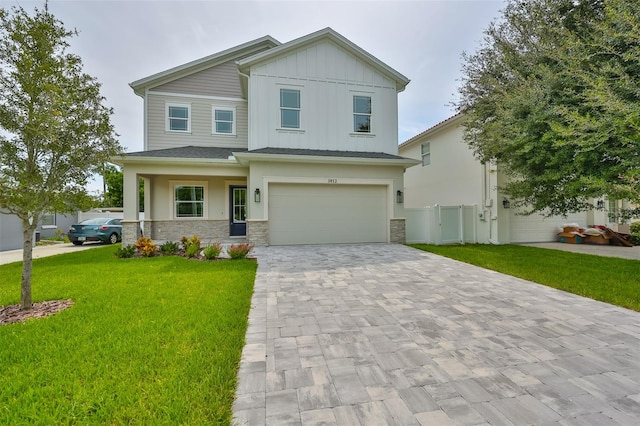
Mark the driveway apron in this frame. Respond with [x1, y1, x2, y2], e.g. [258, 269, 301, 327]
[233, 244, 640, 425]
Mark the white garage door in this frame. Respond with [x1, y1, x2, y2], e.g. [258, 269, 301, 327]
[268, 184, 388, 245]
[510, 210, 588, 243]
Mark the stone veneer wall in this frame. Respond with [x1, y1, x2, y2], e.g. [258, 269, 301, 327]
[122, 221, 143, 246]
[247, 220, 269, 246]
[149, 220, 229, 242]
[390, 218, 406, 244]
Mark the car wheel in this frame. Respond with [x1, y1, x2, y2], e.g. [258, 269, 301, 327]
[108, 233, 118, 244]
[72, 241, 83, 246]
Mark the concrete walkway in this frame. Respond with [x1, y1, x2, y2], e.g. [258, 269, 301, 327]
[522, 242, 639, 261]
[233, 244, 640, 425]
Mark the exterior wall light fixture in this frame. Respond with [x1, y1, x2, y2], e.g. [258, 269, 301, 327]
[396, 190, 404, 204]
[254, 188, 261, 203]
[502, 198, 511, 209]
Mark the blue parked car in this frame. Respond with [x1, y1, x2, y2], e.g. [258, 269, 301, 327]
[68, 218, 122, 245]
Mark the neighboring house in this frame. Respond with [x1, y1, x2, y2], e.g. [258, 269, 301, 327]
[0, 211, 77, 251]
[113, 28, 418, 246]
[399, 113, 620, 244]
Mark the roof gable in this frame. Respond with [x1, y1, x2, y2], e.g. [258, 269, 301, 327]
[237, 28, 410, 92]
[399, 113, 466, 150]
[129, 35, 280, 96]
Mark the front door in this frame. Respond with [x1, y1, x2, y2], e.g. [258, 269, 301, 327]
[230, 186, 247, 236]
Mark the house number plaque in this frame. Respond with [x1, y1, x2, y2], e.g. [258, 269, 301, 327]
[328, 179, 338, 183]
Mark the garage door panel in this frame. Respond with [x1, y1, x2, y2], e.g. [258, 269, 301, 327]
[269, 184, 387, 245]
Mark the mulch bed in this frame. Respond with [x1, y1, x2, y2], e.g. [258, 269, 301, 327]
[0, 299, 73, 326]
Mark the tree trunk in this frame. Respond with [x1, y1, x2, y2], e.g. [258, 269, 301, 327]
[21, 223, 36, 311]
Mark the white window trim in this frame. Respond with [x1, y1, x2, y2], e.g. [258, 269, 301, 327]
[349, 90, 375, 136]
[353, 95, 372, 134]
[212, 106, 236, 136]
[165, 102, 191, 133]
[41, 213, 56, 228]
[170, 180, 208, 219]
[278, 86, 302, 130]
[421, 142, 431, 167]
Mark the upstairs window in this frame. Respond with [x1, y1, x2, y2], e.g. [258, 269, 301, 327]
[174, 185, 204, 218]
[166, 103, 191, 132]
[353, 95, 371, 133]
[421, 142, 431, 166]
[280, 88, 300, 129]
[213, 107, 236, 135]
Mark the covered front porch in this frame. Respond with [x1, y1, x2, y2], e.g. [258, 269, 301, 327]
[113, 147, 250, 246]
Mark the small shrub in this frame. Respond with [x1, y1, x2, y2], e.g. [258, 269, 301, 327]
[631, 233, 640, 246]
[159, 240, 180, 256]
[630, 221, 640, 234]
[181, 235, 201, 252]
[115, 245, 136, 258]
[135, 236, 157, 257]
[185, 243, 200, 258]
[54, 229, 66, 241]
[203, 242, 222, 260]
[226, 243, 254, 260]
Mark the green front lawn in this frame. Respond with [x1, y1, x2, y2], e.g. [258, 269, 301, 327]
[410, 244, 640, 312]
[0, 246, 257, 425]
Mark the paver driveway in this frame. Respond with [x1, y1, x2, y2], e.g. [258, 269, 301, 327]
[233, 244, 640, 425]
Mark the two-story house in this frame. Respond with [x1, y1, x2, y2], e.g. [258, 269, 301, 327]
[114, 28, 418, 246]
[399, 113, 627, 244]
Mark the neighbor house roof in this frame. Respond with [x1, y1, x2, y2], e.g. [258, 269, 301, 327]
[129, 35, 280, 97]
[237, 27, 410, 92]
[398, 112, 466, 150]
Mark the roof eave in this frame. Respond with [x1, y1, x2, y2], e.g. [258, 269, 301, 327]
[232, 151, 420, 168]
[110, 154, 242, 167]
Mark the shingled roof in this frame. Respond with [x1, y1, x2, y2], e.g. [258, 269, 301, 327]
[246, 147, 409, 160]
[125, 146, 247, 159]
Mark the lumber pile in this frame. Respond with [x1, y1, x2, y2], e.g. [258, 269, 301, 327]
[557, 225, 633, 247]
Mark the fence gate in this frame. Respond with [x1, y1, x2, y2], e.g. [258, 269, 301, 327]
[405, 204, 477, 245]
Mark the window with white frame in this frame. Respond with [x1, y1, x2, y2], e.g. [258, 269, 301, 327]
[421, 142, 431, 166]
[174, 184, 205, 218]
[280, 88, 300, 129]
[41, 213, 56, 228]
[212, 106, 236, 135]
[166, 103, 191, 132]
[353, 95, 371, 133]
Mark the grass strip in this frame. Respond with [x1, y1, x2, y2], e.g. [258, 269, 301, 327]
[0, 245, 257, 425]
[409, 244, 640, 312]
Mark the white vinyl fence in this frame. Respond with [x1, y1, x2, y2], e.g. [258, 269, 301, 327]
[406, 205, 478, 245]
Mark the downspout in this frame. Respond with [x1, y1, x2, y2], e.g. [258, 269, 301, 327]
[485, 161, 500, 245]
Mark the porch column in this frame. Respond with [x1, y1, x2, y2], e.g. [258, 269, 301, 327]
[122, 168, 141, 246]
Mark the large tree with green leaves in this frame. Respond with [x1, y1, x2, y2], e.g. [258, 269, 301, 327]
[456, 0, 639, 218]
[0, 5, 121, 310]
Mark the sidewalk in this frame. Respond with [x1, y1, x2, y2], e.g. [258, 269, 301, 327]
[522, 242, 639, 260]
[0, 242, 105, 265]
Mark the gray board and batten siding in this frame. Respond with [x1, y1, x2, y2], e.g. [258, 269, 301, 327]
[146, 60, 249, 151]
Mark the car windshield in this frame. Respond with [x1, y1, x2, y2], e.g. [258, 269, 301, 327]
[80, 218, 110, 225]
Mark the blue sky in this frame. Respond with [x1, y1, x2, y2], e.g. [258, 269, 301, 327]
[9, 0, 504, 192]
